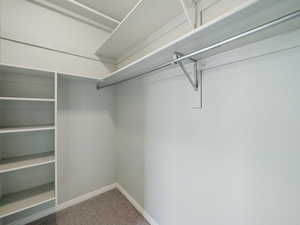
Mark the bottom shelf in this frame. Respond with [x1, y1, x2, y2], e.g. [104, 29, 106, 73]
[0, 183, 55, 218]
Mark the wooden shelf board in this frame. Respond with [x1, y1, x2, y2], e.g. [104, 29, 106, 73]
[0, 97, 55, 102]
[0, 152, 55, 174]
[98, 0, 300, 87]
[0, 125, 55, 134]
[96, 0, 183, 59]
[0, 183, 55, 218]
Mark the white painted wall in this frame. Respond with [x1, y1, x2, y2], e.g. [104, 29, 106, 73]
[0, 0, 115, 78]
[115, 28, 300, 225]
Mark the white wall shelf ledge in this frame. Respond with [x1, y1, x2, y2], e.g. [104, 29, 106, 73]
[0, 152, 55, 174]
[0, 97, 55, 102]
[97, 0, 300, 88]
[0, 183, 55, 218]
[0, 125, 55, 134]
[0, 64, 54, 78]
[96, 0, 183, 61]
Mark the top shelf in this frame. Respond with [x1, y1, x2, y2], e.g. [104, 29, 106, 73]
[0, 64, 54, 78]
[96, 0, 183, 60]
[98, 0, 300, 87]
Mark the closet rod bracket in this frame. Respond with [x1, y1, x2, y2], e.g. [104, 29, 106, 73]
[173, 52, 199, 91]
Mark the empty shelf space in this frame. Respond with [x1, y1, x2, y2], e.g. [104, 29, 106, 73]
[0, 152, 55, 174]
[0, 97, 55, 102]
[0, 183, 55, 218]
[0, 125, 55, 134]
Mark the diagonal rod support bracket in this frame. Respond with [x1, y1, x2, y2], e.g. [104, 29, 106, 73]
[173, 52, 199, 91]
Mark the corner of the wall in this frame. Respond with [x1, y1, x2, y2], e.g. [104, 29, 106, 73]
[116, 183, 159, 225]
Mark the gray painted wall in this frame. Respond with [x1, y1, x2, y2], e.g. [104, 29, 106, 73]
[57, 76, 116, 204]
[115, 29, 300, 225]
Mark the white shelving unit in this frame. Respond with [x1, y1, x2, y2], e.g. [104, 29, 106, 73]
[0, 64, 57, 220]
[96, 0, 183, 60]
[97, 0, 300, 87]
[0, 183, 55, 218]
[0, 152, 55, 174]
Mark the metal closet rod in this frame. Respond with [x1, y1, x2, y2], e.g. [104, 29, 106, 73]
[98, 10, 300, 89]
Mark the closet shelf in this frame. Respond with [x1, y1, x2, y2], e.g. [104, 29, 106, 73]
[96, 0, 183, 60]
[0, 64, 54, 78]
[0, 125, 55, 134]
[0, 152, 55, 174]
[0, 97, 55, 102]
[97, 0, 300, 88]
[0, 183, 55, 218]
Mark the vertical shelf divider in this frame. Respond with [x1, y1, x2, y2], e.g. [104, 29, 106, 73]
[54, 72, 58, 206]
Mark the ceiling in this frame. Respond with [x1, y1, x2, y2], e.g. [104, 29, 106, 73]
[76, 0, 139, 21]
[33, 0, 140, 31]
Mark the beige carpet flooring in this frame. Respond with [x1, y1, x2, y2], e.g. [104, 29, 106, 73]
[27, 189, 150, 225]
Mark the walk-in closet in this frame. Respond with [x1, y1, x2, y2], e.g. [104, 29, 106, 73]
[0, 0, 300, 225]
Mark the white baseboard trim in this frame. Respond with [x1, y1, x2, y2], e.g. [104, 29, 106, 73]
[56, 183, 117, 211]
[116, 183, 159, 225]
[7, 183, 157, 225]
